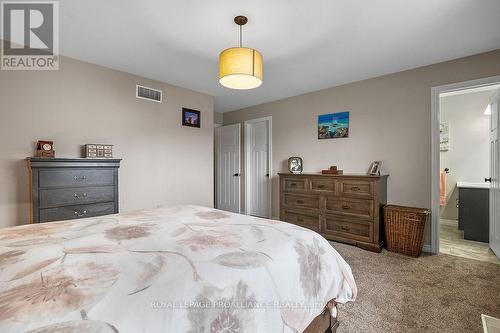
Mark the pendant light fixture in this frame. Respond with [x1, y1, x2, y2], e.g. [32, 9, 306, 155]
[219, 16, 263, 90]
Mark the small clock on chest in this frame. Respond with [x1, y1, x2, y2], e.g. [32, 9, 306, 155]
[35, 140, 55, 158]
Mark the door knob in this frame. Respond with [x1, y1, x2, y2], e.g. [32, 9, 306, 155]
[233, 173, 240, 177]
[265, 173, 270, 177]
[485, 177, 492, 183]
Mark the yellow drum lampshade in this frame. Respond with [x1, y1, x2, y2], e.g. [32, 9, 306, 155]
[219, 47, 263, 90]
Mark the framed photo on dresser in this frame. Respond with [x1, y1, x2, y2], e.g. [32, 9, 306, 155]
[368, 161, 382, 175]
[288, 157, 303, 174]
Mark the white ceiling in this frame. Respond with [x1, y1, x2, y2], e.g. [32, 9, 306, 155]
[60, 0, 500, 112]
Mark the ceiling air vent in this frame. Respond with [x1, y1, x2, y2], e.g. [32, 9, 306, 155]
[136, 85, 163, 103]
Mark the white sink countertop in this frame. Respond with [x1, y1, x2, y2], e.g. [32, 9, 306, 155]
[457, 182, 490, 189]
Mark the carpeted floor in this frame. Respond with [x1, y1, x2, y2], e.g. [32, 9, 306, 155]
[330, 242, 500, 333]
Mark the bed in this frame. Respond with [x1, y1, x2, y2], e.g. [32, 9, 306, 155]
[0, 205, 356, 333]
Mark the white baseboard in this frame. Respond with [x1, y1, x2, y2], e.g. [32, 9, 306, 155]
[422, 244, 433, 253]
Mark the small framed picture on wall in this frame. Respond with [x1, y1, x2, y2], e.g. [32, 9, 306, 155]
[182, 108, 201, 128]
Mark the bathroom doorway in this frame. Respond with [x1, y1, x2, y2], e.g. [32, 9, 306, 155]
[432, 78, 500, 264]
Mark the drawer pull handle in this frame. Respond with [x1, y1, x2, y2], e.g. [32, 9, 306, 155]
[296, 200, 304, 204]
[342, 205, 351, 210]
[74, 210, 87, 217]
[317, 184, 325, 189]
[73, 193, 88, 199]
[351, 186, 360, 191]
[73, 175, 87, 181]
[341, 226, 350, 231]
[290, 183, 297, 187]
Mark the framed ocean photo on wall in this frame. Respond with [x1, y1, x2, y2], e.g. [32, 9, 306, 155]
[318, 112, 349, 139]
[182, 108, 201, 128]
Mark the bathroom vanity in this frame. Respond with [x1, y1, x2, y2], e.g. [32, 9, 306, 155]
[457, 182, 489, 243]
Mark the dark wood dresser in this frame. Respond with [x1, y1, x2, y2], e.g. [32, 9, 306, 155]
[27, 158, 121, 223]
[279, 173, 388, 252]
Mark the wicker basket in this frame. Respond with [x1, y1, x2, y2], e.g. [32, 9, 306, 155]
[383, 205, 430, 257]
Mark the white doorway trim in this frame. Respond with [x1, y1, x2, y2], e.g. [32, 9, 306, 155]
[430, 75, 500, 254]
[244, 116, 272, 217]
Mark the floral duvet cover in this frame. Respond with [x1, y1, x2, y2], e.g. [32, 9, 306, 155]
[0, 205, 356, 333]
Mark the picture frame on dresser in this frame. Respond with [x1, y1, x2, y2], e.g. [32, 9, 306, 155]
[288, 157, 303, 174]
[26, 158, 121, 223]
[368, 161, 382, 176]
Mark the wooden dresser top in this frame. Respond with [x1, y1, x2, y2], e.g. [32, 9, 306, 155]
[278, 172, 389, 179]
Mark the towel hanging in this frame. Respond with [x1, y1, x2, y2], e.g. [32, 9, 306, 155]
[440, 170, 447, 206]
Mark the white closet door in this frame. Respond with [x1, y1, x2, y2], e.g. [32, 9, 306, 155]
[215, 124, 241, 213]
[246, 118, 271, 218]
[489, 88, 500, 258]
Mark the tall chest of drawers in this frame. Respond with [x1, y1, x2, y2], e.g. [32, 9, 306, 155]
[27, 158, 121, 223]
[279, 173, 388, 252]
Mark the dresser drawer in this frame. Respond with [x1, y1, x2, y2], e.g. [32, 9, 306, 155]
[326, 197, 374, 219]
[337, 180, 374, 198]
[283, 177, 307, 192]
[284, 193, 320, 210]
[282, 210, 320, 232]
[39, 202, 116, 223]
[39, 186, 115, 208]
[278, 173, 387, 252]
[310, 178, 335, 192]
[324, 215, 373, 242]
[39, 168, 115, 188]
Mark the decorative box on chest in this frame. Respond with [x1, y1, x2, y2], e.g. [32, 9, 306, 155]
[84, 144, 113, 158]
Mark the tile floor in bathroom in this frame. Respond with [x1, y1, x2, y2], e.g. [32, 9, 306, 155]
[440, 218, 500, 264]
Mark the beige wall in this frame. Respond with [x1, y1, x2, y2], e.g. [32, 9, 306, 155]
[0, 56, 214, 229]
[214, 112, 224, 126]
[440, 91, 492, 220]
[223, 49, 500, 246]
